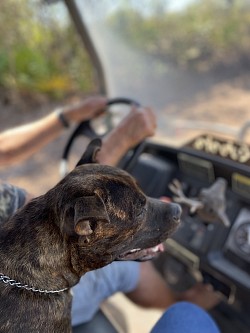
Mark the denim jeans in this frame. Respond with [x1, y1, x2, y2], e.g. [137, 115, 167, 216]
[150, 302, 220, 333]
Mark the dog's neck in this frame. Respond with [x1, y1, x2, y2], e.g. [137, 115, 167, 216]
[0, 200, 81, 292]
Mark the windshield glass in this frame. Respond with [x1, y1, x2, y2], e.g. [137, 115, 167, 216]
[75, 0, 250, 146]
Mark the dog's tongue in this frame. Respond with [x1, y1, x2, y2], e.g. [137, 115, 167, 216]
[117, 243, 165, 261]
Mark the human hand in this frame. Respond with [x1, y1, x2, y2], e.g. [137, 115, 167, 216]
[97, 105, 156, 166]
[178, 282, 222, 310]
[62, 96, 107, 124]
[116, 105, 156, 150]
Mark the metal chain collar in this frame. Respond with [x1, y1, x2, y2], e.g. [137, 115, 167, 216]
[0, 273, 68, 294]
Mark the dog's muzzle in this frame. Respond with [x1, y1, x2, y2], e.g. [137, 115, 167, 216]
[116, 202, 182, 262]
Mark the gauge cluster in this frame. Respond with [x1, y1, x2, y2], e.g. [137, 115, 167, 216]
[225, 208, 250, 261]
[234, 223, 250, 255]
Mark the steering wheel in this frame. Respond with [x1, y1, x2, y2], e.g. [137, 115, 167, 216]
[60, 97, 146, 176]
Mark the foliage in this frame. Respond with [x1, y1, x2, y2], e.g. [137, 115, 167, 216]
[107, 0, 250, 72]
[0, 0, 95, 99]
[1, 0, 250, 100]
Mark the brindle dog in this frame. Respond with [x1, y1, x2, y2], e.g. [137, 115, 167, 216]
[0, 139, 181, 333]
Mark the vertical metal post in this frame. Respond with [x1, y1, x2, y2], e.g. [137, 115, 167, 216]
[64, 0, 107, 94]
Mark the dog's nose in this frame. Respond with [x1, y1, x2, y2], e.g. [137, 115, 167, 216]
[171, 203, 182, 222]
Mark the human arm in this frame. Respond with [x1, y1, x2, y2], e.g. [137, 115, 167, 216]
[97, 105, 156, 166]
[125, 261, 222, 311]
[0, 96, 107, 166]
[125, 261, 177, 309]
[0, 103, 156, 219]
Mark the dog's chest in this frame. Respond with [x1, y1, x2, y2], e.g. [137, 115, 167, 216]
[0, 285, 73, 332]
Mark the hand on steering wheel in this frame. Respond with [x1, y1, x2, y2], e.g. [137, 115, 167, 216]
[60, 97, 147, 176]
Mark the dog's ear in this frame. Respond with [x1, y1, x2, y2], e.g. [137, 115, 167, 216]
[76, 138, 102, 166]
[73, 195, 110, 236]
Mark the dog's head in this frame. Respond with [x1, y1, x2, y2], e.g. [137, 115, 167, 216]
[51, 139, 181, 273]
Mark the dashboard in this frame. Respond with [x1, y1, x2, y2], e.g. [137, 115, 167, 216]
[129, 134, 250, 333]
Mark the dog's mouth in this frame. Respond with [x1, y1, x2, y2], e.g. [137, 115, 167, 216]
[116, 243, 165, 261]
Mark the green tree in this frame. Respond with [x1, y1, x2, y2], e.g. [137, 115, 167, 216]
[107, 0, 250, 72]
[0, 0, 95, 99]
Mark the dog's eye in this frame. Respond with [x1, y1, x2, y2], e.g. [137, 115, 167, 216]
[136, 207, 146, 218]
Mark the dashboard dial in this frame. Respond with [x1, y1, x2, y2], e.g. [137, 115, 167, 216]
[234, 222, 250, 255]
